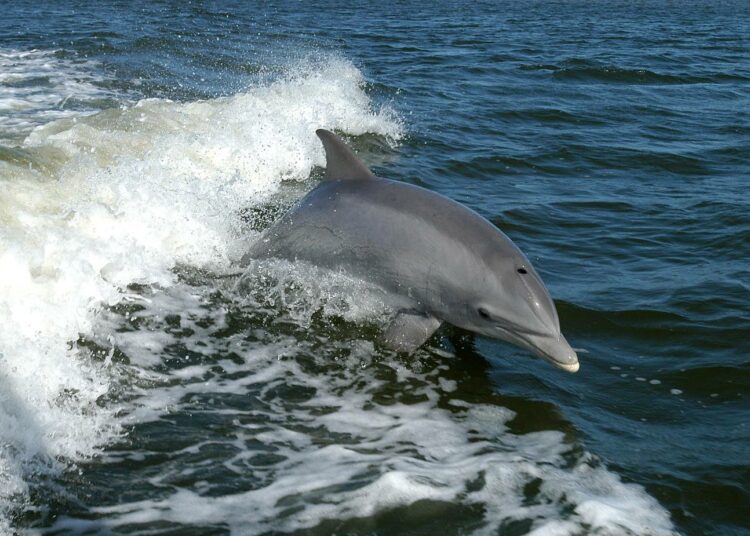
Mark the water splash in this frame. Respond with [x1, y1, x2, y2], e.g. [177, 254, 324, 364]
[0, 52, 402, 527]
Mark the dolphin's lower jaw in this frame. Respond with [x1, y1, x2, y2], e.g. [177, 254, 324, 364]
[540, 351, 580, 373]
[526, 333, 580, 373]
[490, 328, 580, 373]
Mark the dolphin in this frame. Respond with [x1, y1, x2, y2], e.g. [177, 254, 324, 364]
[244, 129, 579, 372]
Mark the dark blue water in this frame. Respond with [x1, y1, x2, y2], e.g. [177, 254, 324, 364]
[1, 1, 748, 534]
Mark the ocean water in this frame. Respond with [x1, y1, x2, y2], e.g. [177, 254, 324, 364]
[0, 1, 748, 534]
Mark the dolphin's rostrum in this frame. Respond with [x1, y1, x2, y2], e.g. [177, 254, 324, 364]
[245, 129, 580, 372]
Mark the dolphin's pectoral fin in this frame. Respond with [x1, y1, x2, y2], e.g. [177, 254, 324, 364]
[316, 129, 376, 182]
[379, 311, 442, 353]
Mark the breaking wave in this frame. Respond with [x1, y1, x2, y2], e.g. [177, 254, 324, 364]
[0, 51, 401, 529]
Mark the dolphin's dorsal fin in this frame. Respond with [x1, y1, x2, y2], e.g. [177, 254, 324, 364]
[316, 129, 375, 181]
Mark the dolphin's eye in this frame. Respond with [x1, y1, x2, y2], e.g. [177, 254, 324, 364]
[478, 308, 491, 320]
[517, 267, 528, 274]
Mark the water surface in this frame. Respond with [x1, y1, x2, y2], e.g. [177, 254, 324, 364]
[0, 1, 748, 534]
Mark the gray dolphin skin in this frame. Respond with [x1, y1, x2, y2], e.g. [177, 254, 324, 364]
[245, 129, 580, 372]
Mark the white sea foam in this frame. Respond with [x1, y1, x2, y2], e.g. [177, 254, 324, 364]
[0, 52, 401, 528]
[47, 282, 677, 535]
[0, 48, 116, 141]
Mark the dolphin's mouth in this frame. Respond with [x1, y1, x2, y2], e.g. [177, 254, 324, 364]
[493, 326, 580, 373]
[527, 333, 580, 373]
[542, 354, 580, 373]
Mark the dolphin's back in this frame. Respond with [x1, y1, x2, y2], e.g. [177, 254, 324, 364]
[247, 177, 519, 307]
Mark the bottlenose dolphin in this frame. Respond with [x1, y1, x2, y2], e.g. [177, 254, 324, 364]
[245, 130, 579, 372]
